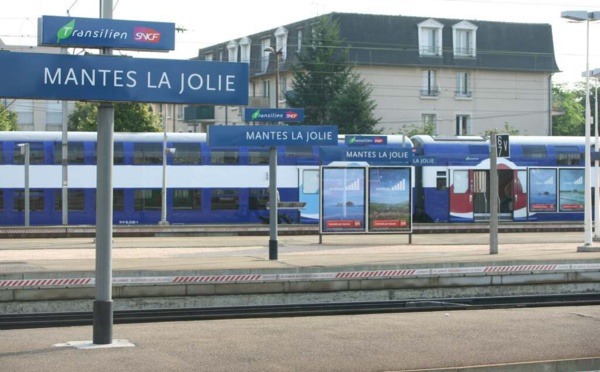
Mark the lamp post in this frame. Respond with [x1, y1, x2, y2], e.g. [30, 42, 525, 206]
[18, 143, 30, 227]
[593, 68, 600, 241]
[562, 11, 600, 251]
[264, 46, 282, 260]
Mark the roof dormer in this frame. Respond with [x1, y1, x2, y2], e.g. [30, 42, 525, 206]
[418, 19, 444, 57]
[452, 21, 477, 58]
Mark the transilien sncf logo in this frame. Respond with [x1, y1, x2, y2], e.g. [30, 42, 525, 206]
[56, 19, 76, 43]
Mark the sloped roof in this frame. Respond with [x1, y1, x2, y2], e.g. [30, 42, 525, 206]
[196, 12, 560, 74]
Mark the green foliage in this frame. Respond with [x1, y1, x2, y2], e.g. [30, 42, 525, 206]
[286, 15, 380, 134]
[552, 84, 585, 136]
[0, 101, 18, 131]
[328, 74, 381, 134]
[483, 123, 520, 136]
[68, 102, 161, 132]
[396, 122, 437, 137]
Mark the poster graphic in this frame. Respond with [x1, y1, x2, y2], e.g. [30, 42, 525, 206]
[368, 167, 411, 232]
[559, 168, 584, 212]
[529, 168, 557, 212]
[321, 167, 366, 232]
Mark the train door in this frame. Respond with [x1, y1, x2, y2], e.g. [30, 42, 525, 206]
[513, 170, 528, 220]
[498, 169, 515, 220]
[473, 170, 490, 221]
[298, 167, 320, 223]
[449, 169, 474, 222]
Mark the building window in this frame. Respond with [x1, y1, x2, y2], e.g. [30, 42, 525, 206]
[453, 21, 477, 57]
[204, 53, 213, 61]
[456, 72, 472, 97]
[456, 115, 471, 135]
[422, 114, 437, 133]
[227, 40, 238, 62]
[263, 79, 270, 98]
[14, 99, 34, 129]
[261, 38, 270, 72]
[418, 19, 443, 56]
[296, 29, 303, 53]
[421, 70, 439, 97]
[279, 76, 287, 102]
[275, 27, 288, 62]
[240, 37, 251, 63]
[46, 101, 63, 127]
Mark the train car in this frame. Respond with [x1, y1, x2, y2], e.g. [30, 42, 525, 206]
[0, 131, 411, 226]
[411, 135, 587, 223]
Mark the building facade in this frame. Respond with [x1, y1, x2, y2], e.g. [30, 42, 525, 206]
[193, 13, 559, 135]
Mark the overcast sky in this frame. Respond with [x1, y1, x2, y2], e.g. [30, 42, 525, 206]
[1, 0, 600, 85]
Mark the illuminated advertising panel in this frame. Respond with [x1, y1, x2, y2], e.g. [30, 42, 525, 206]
[368, 167, 412, 232]
[559, 168, 584, 212]
[529, 168, 557, 212]
[321, 167, 366, 233]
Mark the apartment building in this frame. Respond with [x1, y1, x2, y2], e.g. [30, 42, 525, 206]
[193, 13, 560, 135]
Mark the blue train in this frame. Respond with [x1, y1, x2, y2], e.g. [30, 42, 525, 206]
[0, 132, 589, 226]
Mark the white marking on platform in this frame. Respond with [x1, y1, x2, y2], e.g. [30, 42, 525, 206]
[54, 339, 135, 349]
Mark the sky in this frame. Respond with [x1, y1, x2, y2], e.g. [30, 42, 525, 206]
[1, 0, 600, 86]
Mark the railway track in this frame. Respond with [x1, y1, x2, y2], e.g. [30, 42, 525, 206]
[0, 221, 584, 239]
[2, 293, 599, 330]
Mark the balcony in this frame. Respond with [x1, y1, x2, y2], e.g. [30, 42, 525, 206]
[420, 89, 440, 98]
[248, 97, 270, 108]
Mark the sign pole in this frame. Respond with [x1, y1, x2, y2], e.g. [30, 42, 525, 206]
[93, 0, 114, 345]
[490, 134, 499, 254]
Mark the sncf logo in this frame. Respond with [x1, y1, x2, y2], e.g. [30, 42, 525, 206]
[133, 27, 161, 43]
[286, 112, 299, 119]
[374, 138, 384, 143]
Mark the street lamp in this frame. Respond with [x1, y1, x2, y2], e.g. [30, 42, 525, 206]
[562, 10, 600, 251]
[264, 46, 283, 260]
[591, 68, 600, 241]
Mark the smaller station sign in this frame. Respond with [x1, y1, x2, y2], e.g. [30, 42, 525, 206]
[38, 15, 175, 51]
[345, 135, 387, 146]
[244, 108, 305, 122]
[207, 125, 338, 147]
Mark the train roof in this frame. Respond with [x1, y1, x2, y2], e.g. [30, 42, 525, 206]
[411, 135, 586, 147]
[0, 131, 208, 143]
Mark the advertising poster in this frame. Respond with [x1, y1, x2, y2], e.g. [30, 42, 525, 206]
[321, 167, 366, 233]
[529, 168, 557, 212]
[559, 168, 584, 212]
[368, 167, 412, 232]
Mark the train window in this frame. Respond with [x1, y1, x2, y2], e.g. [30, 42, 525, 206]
[133, 143, 162, 165]
[54, 189, 85, 211]
[172, 143, 201, 165]
[210, 149, 239, 164]
[113, 189, 125, 212]
[0, 190, 3, 211]
[249, 189, 269, 210]
[173, 189, 201, 210]
[0, 143, 3, 164]
[54, 142, 85, 164]
[14, 142, 45, 164]
[249, 149, 270, 164]
[556, 146, 582, 165]
[436, 171, 447, 190]
[453, 170, 469, 193]
[134, 189, 161, 211]
[93, 143, 124, 164]
[211, 189, 239, 210]
[14, 189, 45, 211]
[521, 145, 547, 159]
[303, 170, 319, 194]
[285, 146, 313, 158]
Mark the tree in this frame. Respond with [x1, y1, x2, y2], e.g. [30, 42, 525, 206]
[286, 15, 380, 133]
[552, 84, 585, 136]
[483, 123, 520, 136]
[328, 73, 381, 134]
[68, 102, 162, 132]
[0, 101, 17, 131]
[396, 122, 437, 137]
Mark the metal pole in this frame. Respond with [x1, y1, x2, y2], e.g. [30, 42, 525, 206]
[490, 134, 498, 254]
[21, 144, 30, 227]
[581, 18, 593, 248]
[61, 49, 69, 225]
[93, 0, 114, 345]
[160, 111, 168, 226]
[269, 51, 280, 260]
[594, 82, 600, 241]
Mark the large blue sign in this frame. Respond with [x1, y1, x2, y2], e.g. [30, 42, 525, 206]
[244, 108, 305, 122]
[38, 16, 175, 51]
[0, 51, 248, 105]
[320, 146, 413, 165]
[208, 125, 338, 146]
